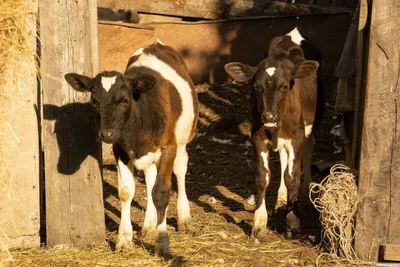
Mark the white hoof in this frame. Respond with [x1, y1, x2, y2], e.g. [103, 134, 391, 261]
[115, 234, 133, 252]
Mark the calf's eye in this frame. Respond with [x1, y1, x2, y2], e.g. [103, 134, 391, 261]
[122, 97, 129, 104]
[280, 85, 289, 92]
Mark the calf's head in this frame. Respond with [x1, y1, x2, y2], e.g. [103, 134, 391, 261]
[65, 70, 156, 143]
[224, 58, 318, 127]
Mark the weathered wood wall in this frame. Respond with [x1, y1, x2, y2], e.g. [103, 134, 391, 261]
[355, 0, 400, 261]
[98, 0, 353, 20]
[0, 1, 40, 249]
[40, 0, 105, 247]
[99, 13, 351, 91]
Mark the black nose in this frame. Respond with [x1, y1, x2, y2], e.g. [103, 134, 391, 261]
[262, 112, 276, 121]
[100, 129, 116, 140]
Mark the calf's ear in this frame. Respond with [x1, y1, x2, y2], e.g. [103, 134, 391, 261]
[224, 62, 256, 83]
[291, 60, 319, 79]
[130, 75, 156, 93]
[65, 73, 94, 92]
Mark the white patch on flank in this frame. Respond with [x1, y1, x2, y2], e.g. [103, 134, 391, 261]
[155, 39, 164, 45]
[264, 122, 277, 128]
[129, 54, 195, 144]
[101, 76, 116, 92]
[143, 163, 157, 231]
[305, 124, 313, 138]
[266, 67, 276, 76]
[116, 160, 135, 248]
[132, 47, 145, 57]
[286, 27, 305, 45]
[134, 150, 161, 170]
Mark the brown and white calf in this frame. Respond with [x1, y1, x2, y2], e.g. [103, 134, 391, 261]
[65, 40, 199, 255]
[225, 28, 324, 238]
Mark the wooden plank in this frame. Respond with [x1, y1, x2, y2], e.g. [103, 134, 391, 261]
[97, 0, 353, 20]
[355, 0, 400, 261]
[380, 245, 400, 262]
[40, 0, 105, 247]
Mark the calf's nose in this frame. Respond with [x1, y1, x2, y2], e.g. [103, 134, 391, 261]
[262, 112, 276, 121]
[100, 129, 116, 140]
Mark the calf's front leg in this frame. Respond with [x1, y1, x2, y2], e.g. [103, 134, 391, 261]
[152, 145, 177, 256]
[251, 133, 271, 240]
[113, 144, 135, 251]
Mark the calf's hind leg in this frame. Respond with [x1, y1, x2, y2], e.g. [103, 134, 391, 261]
[173, 145, 191, 231]
[152, 145, 177, 256]
[284, 140, 304, 238]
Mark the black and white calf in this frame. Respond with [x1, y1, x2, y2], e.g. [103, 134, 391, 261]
[225, 28, 324, 238]
[65, 40, 199, 255]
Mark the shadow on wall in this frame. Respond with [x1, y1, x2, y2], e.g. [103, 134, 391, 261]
[43, 103, 102, 175]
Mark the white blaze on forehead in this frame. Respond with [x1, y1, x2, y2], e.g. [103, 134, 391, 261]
[266, 67, 276, 76]
[128, 53, 195, 144]
[101, 76, 117, 92]
[286, 27, 305, 45]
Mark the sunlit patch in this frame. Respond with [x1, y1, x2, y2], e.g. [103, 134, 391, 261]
[101, 76, 117, 92]
[265, 67, 276, 76]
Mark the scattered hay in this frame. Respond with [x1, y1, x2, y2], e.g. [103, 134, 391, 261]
[309, 164, 372, 267]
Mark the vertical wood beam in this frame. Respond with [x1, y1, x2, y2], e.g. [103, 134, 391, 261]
[40, 0, 105, 247]
[355, 0, 400, 261]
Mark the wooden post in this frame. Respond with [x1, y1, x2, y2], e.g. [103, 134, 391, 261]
[355, 0, 400, 261]
[40, 0, 105, 246]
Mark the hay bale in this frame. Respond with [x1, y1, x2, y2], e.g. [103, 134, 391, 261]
[0, 0, 40, 254]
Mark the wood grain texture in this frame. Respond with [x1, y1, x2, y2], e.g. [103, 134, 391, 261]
[40, 0, 105, 247]
[97, 0, 352, 20]
[380, 244, 400, 262]
[355, 0, 400, 261]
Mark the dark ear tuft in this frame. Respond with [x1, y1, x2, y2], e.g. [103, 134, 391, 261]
[65, 73, 94, 92]
[291, 60, 319, 79]
[224, 62, 256, 83]
[131, 75, 156, 93]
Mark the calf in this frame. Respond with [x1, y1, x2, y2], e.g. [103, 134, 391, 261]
[224, 28, 323, 238]
[65, 40, 199, 255]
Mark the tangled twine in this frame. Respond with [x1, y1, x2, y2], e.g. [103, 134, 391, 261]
[309, 164, 372, 266]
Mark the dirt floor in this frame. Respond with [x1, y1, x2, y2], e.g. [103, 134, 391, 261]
[7, 81, 346, 267]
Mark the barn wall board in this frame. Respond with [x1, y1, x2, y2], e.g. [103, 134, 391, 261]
[355, 0, 400, 261]
[40, 0, 105, 247]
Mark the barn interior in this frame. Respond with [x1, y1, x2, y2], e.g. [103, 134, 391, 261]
[4, 0, 398, 266]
